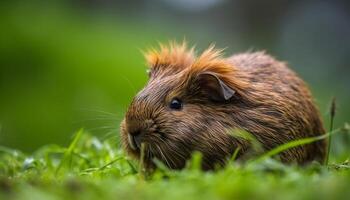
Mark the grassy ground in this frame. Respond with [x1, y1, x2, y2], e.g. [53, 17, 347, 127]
[0, 128, 349, 200]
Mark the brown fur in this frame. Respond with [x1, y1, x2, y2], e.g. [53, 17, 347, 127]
[120, 42, 327, 170]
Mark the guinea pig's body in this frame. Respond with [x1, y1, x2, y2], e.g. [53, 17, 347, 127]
[120, 43, 327, 170]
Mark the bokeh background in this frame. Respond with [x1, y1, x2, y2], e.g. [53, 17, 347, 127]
[0, 0, 349, 159]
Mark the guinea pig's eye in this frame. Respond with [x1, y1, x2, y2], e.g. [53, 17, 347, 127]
[169, 98, 182, 110]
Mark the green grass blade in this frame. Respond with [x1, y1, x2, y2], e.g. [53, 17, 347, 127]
[56, 128, 84, 175]
[253, 128, 341, 163]
[230, 147, 241, 162]
[326, 97, 336, 165]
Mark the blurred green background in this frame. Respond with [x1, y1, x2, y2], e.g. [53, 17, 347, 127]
[0, 0, 349, 158]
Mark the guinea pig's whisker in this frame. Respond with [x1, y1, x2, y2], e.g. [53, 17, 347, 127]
[155, 144, 173, 168]
[121, 75, 137, 95]
[156, 136, 186, 166]
[102, 131, 119, 142]
[170, 146, 186, 161]
[74, 116, 121, 123]
[148, 146, 157, 163]
[78, 108, 122, 117]
[156, 134, 166, 143]
[86, 126, 117, 133]
[167, 143, 187, 162]
[148, 145, 154, 155]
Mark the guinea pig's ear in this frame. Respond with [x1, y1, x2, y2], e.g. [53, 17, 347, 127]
[196, 72, 236, 101]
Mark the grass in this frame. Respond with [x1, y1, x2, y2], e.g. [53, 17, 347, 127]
[0, 127, 349, 200]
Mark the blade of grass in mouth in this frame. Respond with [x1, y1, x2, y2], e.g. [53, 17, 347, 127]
[139, 143, 146, 179]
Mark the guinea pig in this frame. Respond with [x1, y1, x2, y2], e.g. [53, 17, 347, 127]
[120, 42, 327, 170]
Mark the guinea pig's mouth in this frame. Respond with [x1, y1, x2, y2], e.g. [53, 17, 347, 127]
[127, 134, 142, 150]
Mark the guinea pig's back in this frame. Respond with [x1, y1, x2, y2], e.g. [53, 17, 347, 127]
[227, 51, 295, 81]
[227, 52, 327, 163]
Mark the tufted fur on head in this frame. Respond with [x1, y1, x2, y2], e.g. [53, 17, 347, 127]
[145, 42, 251, 101]
[144, 42, 195, 77]
[120, 41, 327, 170]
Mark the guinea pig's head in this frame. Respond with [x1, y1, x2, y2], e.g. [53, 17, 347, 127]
[120, 43, 248, 170]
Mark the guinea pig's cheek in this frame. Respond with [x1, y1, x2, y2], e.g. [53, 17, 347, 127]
[119, 119, 125, 137]
[120, 119, 133, 152]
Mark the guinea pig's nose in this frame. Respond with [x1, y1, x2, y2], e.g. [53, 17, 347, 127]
[128, 130, 142, 150]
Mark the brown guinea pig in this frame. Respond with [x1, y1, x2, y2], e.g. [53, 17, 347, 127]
[120, 42, 327, 170]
